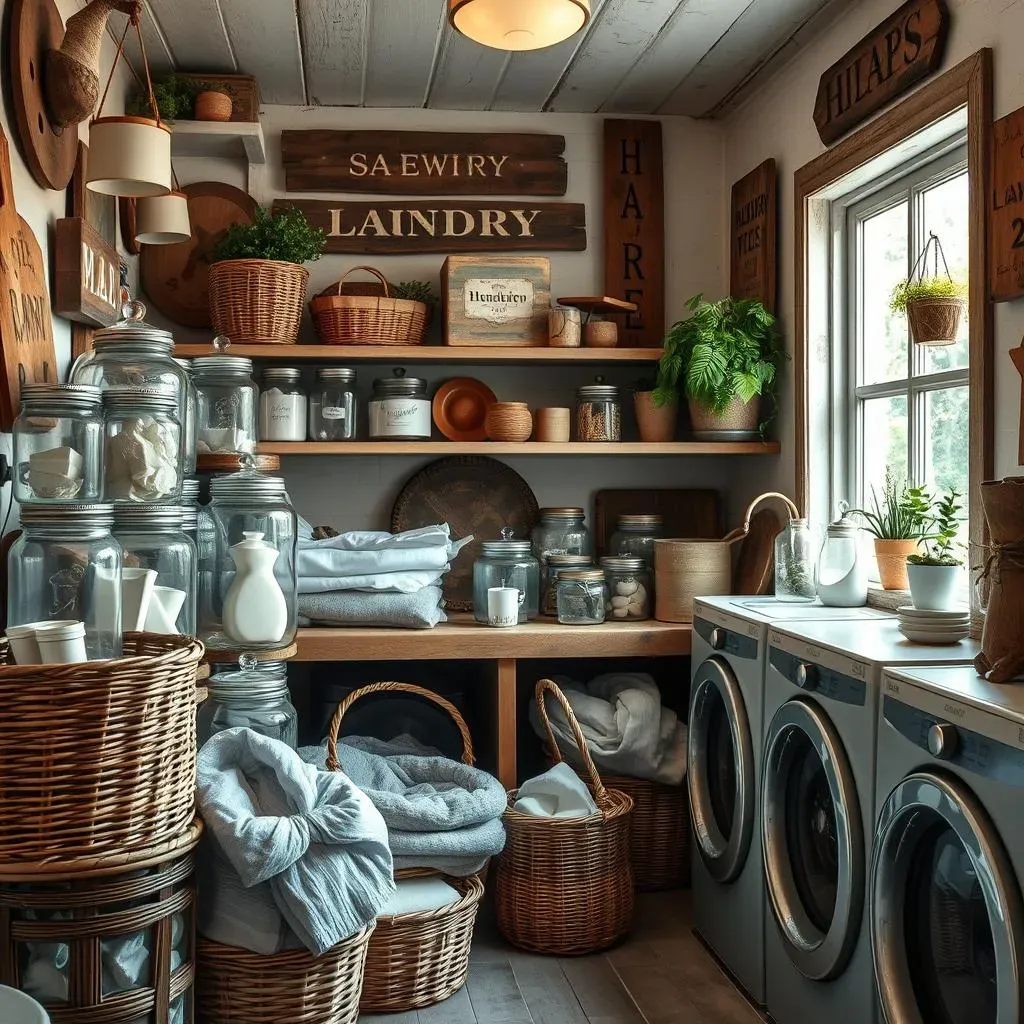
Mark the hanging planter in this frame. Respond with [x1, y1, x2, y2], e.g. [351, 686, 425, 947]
[889, 232, 967, 347]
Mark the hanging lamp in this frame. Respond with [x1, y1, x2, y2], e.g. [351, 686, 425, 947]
[448, 0, 590, 51]
[135, 163, 190, 245]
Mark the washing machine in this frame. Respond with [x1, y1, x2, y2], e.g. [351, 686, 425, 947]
[760, 620, 980, 1024]
[688, 596, 892, 1004]
[872, 665, 1024, 1024]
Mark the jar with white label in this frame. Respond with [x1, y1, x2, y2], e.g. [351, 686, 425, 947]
[259, 368, 307, 442]
[369, 369, 431, 440]
[309, 367, 357, 441]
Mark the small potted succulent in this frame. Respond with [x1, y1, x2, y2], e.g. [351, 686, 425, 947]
[850, 470, 930, 590]
[393, 281, 439, 326]
[633, 376, 677, 442]
[907, 488, 965, 610]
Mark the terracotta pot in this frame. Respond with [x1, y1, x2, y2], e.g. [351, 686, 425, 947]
[687, 396, 758, 435]
[195, 90, 233, 122]
[634, 392, 677, 442]
[873, 538, 919, 591]
[583, 321, 618, 347]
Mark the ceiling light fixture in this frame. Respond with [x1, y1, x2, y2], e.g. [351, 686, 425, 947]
[448, 0, 590, 52]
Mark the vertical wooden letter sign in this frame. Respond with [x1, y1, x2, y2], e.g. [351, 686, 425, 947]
[730, 159, 777, 312]
[990, 107, 1024, 303]
[603, 120, 664, 348]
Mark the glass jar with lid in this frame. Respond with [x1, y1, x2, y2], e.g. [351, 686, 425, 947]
[816, 506, 867, 607]
[192, 355, 258, 455]
[103, 386, 183, 503]
[13, 383, 104, 504]
[309, 368, 357, 441]
[113, 505, 197, 635]
[556, 569, 607, 625]
[203, 467, 298, 651]
[610, 514, 664, 569]
[775, 518, 817, 603]
[542, 554, 593, 616]
[259, 368, 307, 442]
[472, 536, 540, 624]
[198, 658, 297, 748]
[369, 369, 430, 439]
[531, 507, 591, 566]
[172, 358, 198, 475]
[575, 379, 621, 441]
[600, 556, 652, 620]
[8, 503, 122, 659]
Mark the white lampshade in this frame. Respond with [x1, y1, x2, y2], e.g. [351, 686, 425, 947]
[135, 191, 191, 245]
[449, 0, 590, 51]
[86, 116, 172, 197]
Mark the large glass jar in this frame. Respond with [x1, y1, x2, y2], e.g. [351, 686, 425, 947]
[775, 518, 817, 603]
[309, 367, 357, 441]
[198, 660, 297, 749]
[259, 368, 307, 442]
[104, 386, 183, 503]
[575, 381, 621, 441]
[542, 554, 593, 616]
[173, 358, 198, 475]
[816, 508, 867, 607]
[600, 556, 652, 620]
[192, 356, 258, 455]
[531, 507, 591, 567]
[203, 469, 298, 651]
[13, 383, 104, 504]
[113, 505, 197, 635]
[610, 514, 664, 569]
[556, 569, 607, 625]
[369, 370, 430, 439]
[472, 539, 540, 624]
[8, 504, 122, 659]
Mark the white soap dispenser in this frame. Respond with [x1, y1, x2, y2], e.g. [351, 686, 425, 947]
[816, 503, 868, 607]
[222, 531, 287, 644]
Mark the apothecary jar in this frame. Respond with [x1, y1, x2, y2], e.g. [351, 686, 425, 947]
[173, 358, 199, 475]
[610, 514, 664, 569]
[531, 507, 591, 565]
[8, 503, 122, 659]
[192, 355, 258, 456]
[198, 659, 298, 749]
[575, 381, 621, 442]
[13, 383, 104, 504]
[473, 539, 540, 624]
[202, 469, 298, 652]
[556, 569, 608, 626]
[104, 386, 183, 503]
[601, 556, 651, 620]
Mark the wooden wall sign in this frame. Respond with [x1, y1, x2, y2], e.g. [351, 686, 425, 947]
[273, 199, 587, 255]
[603, 119, 664, 348]
[54, 217, 120, 327]
[990, 107, 1024, 303]
[281, 131, 568, 196]
[813, 0, 949, 146]
[730, 159, 777, 312]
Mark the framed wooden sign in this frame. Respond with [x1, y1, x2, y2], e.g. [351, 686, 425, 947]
[990, 107, 1024, 303]
[603, 119, 664, 348]
[813, 0, 949, 146]
[281, 131, 568, 196]
[730, 159, 777, 312]
[54, 217, 120, 326]
[273, 199, 586, 255]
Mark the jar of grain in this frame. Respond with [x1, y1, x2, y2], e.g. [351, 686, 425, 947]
[575, 380, 621, 442]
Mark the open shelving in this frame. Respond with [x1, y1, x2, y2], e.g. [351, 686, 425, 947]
[257, 440, 780, 456]
[169, 119, 266, 163]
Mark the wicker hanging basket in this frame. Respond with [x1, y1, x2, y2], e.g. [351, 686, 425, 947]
[310, 266, 428, 346]
[496, 679, 635, 955]
[325, 681, 485, 1012]
[907, 297, 964, 346]
[209, 259, 309, 345]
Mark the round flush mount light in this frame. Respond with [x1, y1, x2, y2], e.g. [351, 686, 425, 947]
[448, 0, 590, 51]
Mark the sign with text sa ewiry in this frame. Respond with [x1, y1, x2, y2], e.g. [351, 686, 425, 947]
[813, 0, 949, 146]
[730, 159, 776, 313]
[989, 106, 1024, 303]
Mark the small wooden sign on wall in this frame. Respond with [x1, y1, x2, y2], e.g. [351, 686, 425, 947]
[54, 217, 120, 326]
[990, 107, 1024, 303]
[730, 159, 777, 312]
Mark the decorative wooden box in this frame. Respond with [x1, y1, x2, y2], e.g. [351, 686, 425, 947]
[442, 256, 550, 347]
[178, 74, 261, 122]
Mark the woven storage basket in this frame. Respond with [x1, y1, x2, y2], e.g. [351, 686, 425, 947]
[209, 258, 309, 345]
[310, 266, 428, 346]
[907, 297, 963, 346]
[196, 925, 374, 1024]
[497, 679, 635, 955]
[325, 681, 485, 1012]
[0, 632, 203, 871]
[0, 819, 201, 1024]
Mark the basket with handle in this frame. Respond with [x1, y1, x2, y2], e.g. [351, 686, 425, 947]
[310, 267, 429, 346]
[325, 681, 485, 1012]
[496, 679, 635, 955]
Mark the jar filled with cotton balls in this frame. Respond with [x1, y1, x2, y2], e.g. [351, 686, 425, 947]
[103, 386, 183, 503]
[600, 556, 651, 620]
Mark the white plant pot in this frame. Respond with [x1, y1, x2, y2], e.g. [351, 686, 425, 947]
[907, 563, 962, 611]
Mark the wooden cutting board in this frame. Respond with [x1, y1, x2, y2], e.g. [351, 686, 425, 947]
[593, 489, 721, 558]
[733, 508, 783, 595]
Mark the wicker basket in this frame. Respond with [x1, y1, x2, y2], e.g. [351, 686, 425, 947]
[0, 632, 203, 871]
[0, 820, 201, 1023]
[310, 267, 428, 346]
[496, 679, 635, 955]
[325, 681, 486, 1011]
[907, 297, 963, 346]
[196, 925, 374, 1024]
[209, 258, 309, 345]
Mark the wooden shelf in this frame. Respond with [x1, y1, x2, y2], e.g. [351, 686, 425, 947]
[170, 120, 266, 163]
[257, 440, 780, 456]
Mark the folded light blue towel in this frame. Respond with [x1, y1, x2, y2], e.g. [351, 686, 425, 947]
[298, 587, 447, 629]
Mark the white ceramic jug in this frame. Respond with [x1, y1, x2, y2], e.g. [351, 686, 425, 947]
[223, 531, 287, 644]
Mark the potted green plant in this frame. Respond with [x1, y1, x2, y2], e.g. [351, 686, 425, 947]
[907, 488, 964, 610]
[653, 294, 784, 438]
[194, 83, 233, 122]
[208, 206, 325, 345]
[126, 75, 202, 121]
[633, 375, 677, 442]
[393, 280, 439, 327]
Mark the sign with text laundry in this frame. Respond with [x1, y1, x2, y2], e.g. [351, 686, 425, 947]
[281, 130, 568, 195]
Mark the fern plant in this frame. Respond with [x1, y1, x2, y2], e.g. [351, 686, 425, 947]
[653, 295, 785, 433]
[210, 206, 325, 265]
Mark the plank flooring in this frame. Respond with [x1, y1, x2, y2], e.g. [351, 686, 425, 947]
[359, 892, 762, 1024]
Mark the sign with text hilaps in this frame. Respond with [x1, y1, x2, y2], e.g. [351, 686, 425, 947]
[730, 160, 777, 313]
[990, 107, 1024, 303]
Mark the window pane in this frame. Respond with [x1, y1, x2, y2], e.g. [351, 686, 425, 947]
[861, 202, 909, 386]
[924, 385, 969, 550]
[861, 394, 908, 505]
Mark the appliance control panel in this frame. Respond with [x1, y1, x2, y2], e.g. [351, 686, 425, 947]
[768, 644, 867, 707]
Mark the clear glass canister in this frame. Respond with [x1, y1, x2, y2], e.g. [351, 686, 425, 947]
[816, 508, 867, 608]
[192, 355, 258, 455]
[531, 507, 591, 566]
[575, 381, 621, 441]
[472, 539, 540, 624]
[113, 505, 197, 635]
[542, 554, 593, 616]
[13, 383, 104, 504]
[369, 370, 430, 439]
[259, 368, 307, 442]
[610, 514, 664, 569]
[556, 569, 608, 625]
[8, 503, 122, 659]
[775, 518, 817, 603]
[309, 368, 357, 441]
[173, 358, 198, 476]
[203, 469, 298, 651]
[103, 385, 183, 503]
[198, 660, 297, 749]
[600, 556, 651, 620]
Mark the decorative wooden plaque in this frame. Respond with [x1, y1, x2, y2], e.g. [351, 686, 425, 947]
[730, 160, 777, 312]
[281, 131, 568, 196]
[813, 0, 948, 146]
[603, 120, 664, 348]
[990, 107, 1024, 303]
[274, 199, 586, 255]
[54, 217, 120, 327]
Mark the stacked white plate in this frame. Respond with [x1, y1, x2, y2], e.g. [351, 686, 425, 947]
[897, 605, 971, 645]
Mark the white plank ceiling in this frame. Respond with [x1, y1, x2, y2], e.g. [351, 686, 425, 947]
[119, 0, 851, 116]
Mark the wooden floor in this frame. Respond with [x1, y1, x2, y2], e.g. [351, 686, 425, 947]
[359, 891, 762, 1024]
